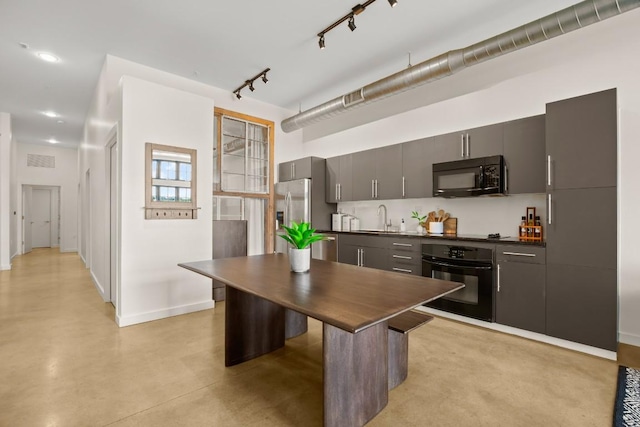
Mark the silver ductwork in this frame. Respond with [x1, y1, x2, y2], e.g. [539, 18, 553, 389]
[282, 0, 640, 133]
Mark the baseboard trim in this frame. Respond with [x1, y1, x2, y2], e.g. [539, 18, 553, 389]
[59, 248, 78, 253]
[90, 270, 109, 302]
[0, 263, 11, 271]
[116, 300, 215, 327]
[619, 332, 640, 347]
[416, 306, 617, 360]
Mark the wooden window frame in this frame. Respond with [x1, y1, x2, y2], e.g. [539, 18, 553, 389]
[214, 108, 275, 253]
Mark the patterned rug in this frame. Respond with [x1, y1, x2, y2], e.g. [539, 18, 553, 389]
[615, 366, 640, 426]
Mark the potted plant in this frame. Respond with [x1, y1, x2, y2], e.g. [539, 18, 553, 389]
[411, 211, 427, 233]
[278, 221, 325, 273]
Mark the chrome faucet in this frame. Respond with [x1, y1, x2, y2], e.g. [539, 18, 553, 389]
[377, 204, 389, 231]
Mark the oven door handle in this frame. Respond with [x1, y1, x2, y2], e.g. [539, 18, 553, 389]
[422, 258, 493, 270]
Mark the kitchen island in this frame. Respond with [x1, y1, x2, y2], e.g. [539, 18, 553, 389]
[179, 253, 463, 427]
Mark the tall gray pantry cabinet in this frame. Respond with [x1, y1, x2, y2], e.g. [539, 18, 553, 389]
[545, 88, 617, 351]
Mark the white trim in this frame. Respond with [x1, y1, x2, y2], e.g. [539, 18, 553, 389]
[619, 332, 640, 347]
[59, 247, 77, 253]
[416, 306, 617, 360]
[116, 300, 215, 327]
[90, 269, 108, 302]
[1, 263, 11, 271]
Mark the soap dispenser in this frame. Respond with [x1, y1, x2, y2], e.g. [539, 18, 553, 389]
[400, 218, 406, 232]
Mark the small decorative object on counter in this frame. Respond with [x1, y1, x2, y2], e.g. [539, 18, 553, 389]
[518, 208, 543, 242]
[278, 221, 325, 273]
[411, 211, 427, 233]
[400, 218, 406, 232]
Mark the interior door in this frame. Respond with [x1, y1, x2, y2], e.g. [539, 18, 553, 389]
[23, 186, 33, 254]
[32, 188, 52, 248]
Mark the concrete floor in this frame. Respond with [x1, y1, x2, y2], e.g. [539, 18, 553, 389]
[0, 248, 631, 426]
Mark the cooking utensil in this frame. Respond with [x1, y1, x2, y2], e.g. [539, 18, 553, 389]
[437, 209, 445, 222]
[441, 213, 450, 223]
[427, 211, 436, 222]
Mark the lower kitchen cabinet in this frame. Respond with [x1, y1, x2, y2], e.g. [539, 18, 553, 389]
[496, 246, 546, 334]
[546, 263, 617, 351]
[338, 234, 389, 270]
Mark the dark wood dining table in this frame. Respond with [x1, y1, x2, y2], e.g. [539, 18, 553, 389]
[179, 253, 463, 427]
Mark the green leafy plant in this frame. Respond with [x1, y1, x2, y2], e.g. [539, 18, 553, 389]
[411, 211, 426, 223]
[279, 221, 325, 249]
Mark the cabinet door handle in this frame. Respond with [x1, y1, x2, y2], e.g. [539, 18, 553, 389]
[402, 176, 406, 198]
[461, 134, 465, 158]
[466, 133, 470, 158]
[375, 179, 379, 199]
[291, 163, 294, 180]
[360, 249, 365, 266]
[326, 237, 336, 241]
[335, 184, 339, 201]
[371, 180, 375, 199]
[356, 248, 360, 266]
[338, 183, 341, 201]
[502, 251, 536, 257]
[393, 255, 412, 260]
[392, 242, 412, 247]
[547, 155, 552, 186]
[504, 164, 509, 194]
[393, 267, 412, 273]
[497, 263, 501, 292]
[548, 193, 552, 225]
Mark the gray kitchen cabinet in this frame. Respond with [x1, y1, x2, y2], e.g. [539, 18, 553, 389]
[546, 263, 617, 351]
[326, 154, 352, 202]
[432, 123, 503, 162]
[546, 88, 617, 190]
[351, 145, 403, 200]
[544, 88, 617, 351]
[278, 157, 314, 182]
[495, 246, 546, 334]
[503, 115, 545, 194]
[388, 237, 422, 275]
[338, 234, 389, 270]
[547, 187, 616, 270]
[402, 137, 433, 199]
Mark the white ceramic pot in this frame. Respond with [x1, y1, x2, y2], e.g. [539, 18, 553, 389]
[289, 247, 310, 273]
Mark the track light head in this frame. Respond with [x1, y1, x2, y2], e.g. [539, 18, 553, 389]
[261, 73, 268, 83]
[247, 80, 255, 91]
[348, 15, 356, 31]
[318, 34, 325, 49]
[388, 0, 398, 7]
[235, 90, 242, 99]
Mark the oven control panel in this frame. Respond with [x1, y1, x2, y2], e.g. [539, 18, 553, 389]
[448, 247, 465, 259]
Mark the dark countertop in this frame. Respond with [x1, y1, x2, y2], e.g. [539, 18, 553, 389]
[318, 230, 546, 247]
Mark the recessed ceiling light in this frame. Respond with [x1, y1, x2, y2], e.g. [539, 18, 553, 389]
[48, 138, 59, 144]
[43, 111, 59, 118]
[36, 52, 60, 63]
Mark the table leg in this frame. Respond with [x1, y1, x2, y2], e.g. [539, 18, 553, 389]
[323, 322, 388, 427]
[285, 309, 308, 339]
[225, 287, 285, 367]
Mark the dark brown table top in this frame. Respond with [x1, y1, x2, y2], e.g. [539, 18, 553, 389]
[180, 254, 463, 333]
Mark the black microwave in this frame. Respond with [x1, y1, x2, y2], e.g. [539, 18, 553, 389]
[433, 155, 506, 198]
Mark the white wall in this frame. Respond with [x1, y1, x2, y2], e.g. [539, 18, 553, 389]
[81, 55, 301, 325]
[0, 113, 11, 269]
[14, 143, 79, 253]
[116, 77, 214, 326]
[290, 10, 640, 346]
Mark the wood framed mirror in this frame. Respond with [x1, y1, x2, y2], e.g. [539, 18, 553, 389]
[145, 143, 198, 219]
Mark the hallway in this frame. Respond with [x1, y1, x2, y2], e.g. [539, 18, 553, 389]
[0, 249, 622, 426]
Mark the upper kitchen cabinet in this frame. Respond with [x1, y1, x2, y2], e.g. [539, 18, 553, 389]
[546, 89, 617, 190]
[352, 145, 403, 200]
[432, 123, 503, 163]
[402, 137, 433, 199]
[326, 154, 353, 203]
[278, 156, 314, 182]
[503, 115, 545, 194]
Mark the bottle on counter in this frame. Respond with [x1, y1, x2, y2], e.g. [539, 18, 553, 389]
[400, 218, 406, 232]
[519, 216, 527, 239]
[534, 216, 542, 239]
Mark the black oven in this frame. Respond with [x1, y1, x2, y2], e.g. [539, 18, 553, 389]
[433, 155, 506, 198]
[422, 244, 494, 322]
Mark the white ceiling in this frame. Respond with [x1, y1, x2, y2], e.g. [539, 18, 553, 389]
[0, 0, 579, 149]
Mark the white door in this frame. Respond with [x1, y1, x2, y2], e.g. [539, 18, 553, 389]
[23, 186, 33, 254]
[32, 189, 52, 248]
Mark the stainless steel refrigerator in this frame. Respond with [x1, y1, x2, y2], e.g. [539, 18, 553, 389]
[274, 178, 336, 259]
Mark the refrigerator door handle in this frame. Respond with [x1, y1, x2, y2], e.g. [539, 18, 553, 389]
[284, 191, 292, 227]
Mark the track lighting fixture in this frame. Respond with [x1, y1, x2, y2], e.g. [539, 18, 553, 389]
[316, 0, 397, 49]
[348, 15, 356, 31]
[232, 67, 270, 100]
